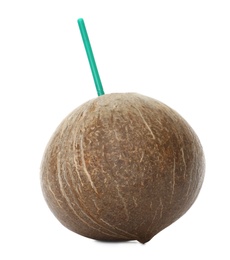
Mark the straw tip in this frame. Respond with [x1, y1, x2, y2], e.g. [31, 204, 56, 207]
[77, 18, 84, 24]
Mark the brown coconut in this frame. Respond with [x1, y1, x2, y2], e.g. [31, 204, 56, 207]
[40, 93, 205, 243]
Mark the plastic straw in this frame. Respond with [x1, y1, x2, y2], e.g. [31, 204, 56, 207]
[77, 18, 105, 96]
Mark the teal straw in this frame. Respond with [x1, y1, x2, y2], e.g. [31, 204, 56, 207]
[77, 18, 105, 96]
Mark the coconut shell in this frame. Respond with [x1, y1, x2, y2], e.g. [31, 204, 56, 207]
[40, 93, 205, 243]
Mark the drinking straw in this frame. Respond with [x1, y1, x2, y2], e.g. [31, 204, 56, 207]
[78, 18, 105, 96]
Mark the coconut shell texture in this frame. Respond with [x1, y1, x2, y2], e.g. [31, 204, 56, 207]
[41, 93, 205, 243]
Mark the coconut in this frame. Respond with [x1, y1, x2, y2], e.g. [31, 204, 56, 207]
[40, 93, 205, 243]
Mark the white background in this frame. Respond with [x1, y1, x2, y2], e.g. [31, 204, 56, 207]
[0, 0, 230, 259]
